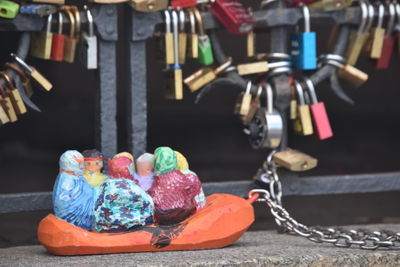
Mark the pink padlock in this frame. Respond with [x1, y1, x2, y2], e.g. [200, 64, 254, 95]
[304, 78, 333, 140]
[376, 2, 396, 69]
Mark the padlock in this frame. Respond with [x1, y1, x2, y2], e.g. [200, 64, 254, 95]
[369, 3, 385, 59]
[19, 4, 57, 16]
[237, 61, 269, 76]
[165, 10, 183, 100]
[239, 81, 253, 116]
[5, 62, 34, 98]
[248, 83, 283, 149]
[0, 72, 27, 115]
[187, 9, 198, 59]
[0, 84, 17, 123]
[345, 1, 369, 65]
[304, 78, 333, 140]
[184, 57, 232, 92]
[51, 12, 65, 61]
[192, 8, 214, 66]
[178, 9, 187, 65]
[63, 8, 79, 63]
[272, 149, 318, 172]
[78, 6, 98, 69]
[210, 0, 255, 35]
[0, 0, 19, 19]
[242, 85, 262, 125]
[376, 2, 396, 69]
[12, 54, 53, 91]
[129, 0, 168, 12]
[291, 4, 317, 70]
[163, 10, 175, 65]
[309, 0, 352, 11]
[293, 80, 313, 136]
[30, 14, 53, 60]
[395, 3, 400, 56]
[337, 63, 368, 88]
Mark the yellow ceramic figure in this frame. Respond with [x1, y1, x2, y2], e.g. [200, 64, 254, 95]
[83, 149, 106, 188]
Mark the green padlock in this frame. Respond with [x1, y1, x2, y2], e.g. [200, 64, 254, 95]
[193, 8, 214, 66]
[0, 0, 19, 19]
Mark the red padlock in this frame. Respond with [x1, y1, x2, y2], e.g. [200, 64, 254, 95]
[51, 12, 65, 61]
[210, 0, 255, 35]
[304, 78, 333, 140]
[376, 2, 395, 69]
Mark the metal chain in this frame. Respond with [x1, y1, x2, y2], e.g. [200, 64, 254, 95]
[249, 166, 400, 250]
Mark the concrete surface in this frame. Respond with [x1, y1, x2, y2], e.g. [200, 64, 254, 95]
[1, 224, 400, 266]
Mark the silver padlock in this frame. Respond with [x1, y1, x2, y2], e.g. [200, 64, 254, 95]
[78, 6, 98, 70]
[248, 82, 283, 149]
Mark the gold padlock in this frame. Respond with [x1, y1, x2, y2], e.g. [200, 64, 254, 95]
[178, 9, 187, 65]
[242, 85, 262, 125]
[0, 72, 27, 115]
[293, 80, 313, 136]
[184, 57, 232, 92]
[338, 64, 368, 88]
[6, 62, 34, 98]
[237, 61, 269, 76]
[12, 54, 53, 91]
[239, 81, 253, 116]
[0, 85, 17, 123]
[273, 149, 318, 172]
[345, 1, 370, 65]
[369, 4, 385, 59]
[187, 9, 198, 59]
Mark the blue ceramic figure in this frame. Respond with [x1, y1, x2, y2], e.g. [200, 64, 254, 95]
[134, 153, 155, 191]
[94, 156, 154, 233]
[52, 150, 95, 231]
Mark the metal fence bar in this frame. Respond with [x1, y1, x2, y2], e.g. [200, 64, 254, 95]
[3, 172, 400, 214]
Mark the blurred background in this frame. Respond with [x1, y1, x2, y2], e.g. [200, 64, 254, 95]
[1, 5, 400, 248]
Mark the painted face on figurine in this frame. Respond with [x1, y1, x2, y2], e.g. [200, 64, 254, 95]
[137, 160, 153, 176]
[82, 149, 104, 173]
[84, 159, 103, 173]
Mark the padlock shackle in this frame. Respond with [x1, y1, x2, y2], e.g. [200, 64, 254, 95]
[171, 10, 180, 66]
[72, 7, 81, 36]
[11, 54, 33, 74]
[263, 82, 273, 114]
[293, 80, 305, 106]
[214, 57, 232, 74]
[64, 10, 76, 38]
[57, 12, 63, 34]
[164, 10, 171, 34]
[192, 8, 205, 36]
[356, 0, 368, 33]
[46, 14, 52, 33]
[0, 72, 16, 91]
[188, 9, 196, 34]
[84, 5, 94, 37]
[245, 80, 252, 94]
[386, 2, 396, 34]
[395, 3, 400, 31]
[179, 9, 186, 32]
[364, 3, 374, 33]
[299, 3, 310, 33]
[377, 3, 384, 29]
[304, 78, 318, 104]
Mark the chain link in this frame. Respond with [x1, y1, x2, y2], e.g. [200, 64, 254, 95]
[249, 163, 400, 250]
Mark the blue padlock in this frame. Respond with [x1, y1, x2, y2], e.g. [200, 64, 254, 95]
[291, 4, 317, 70]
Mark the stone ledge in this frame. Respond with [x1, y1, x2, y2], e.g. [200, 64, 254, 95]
[1, 224, 400, 267]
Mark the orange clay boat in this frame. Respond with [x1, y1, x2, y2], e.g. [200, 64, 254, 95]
[38, 193, 256, 255]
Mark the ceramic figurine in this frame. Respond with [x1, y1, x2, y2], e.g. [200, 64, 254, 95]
[52, 150, 95, 231]
[175, 151, 206, 210]
[148, 147, 205, 225]
[82, 149, 106, 188]
[134, 153, 155, 191]
[94, 156, 154, 233]
[113, 152, 138, 183]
